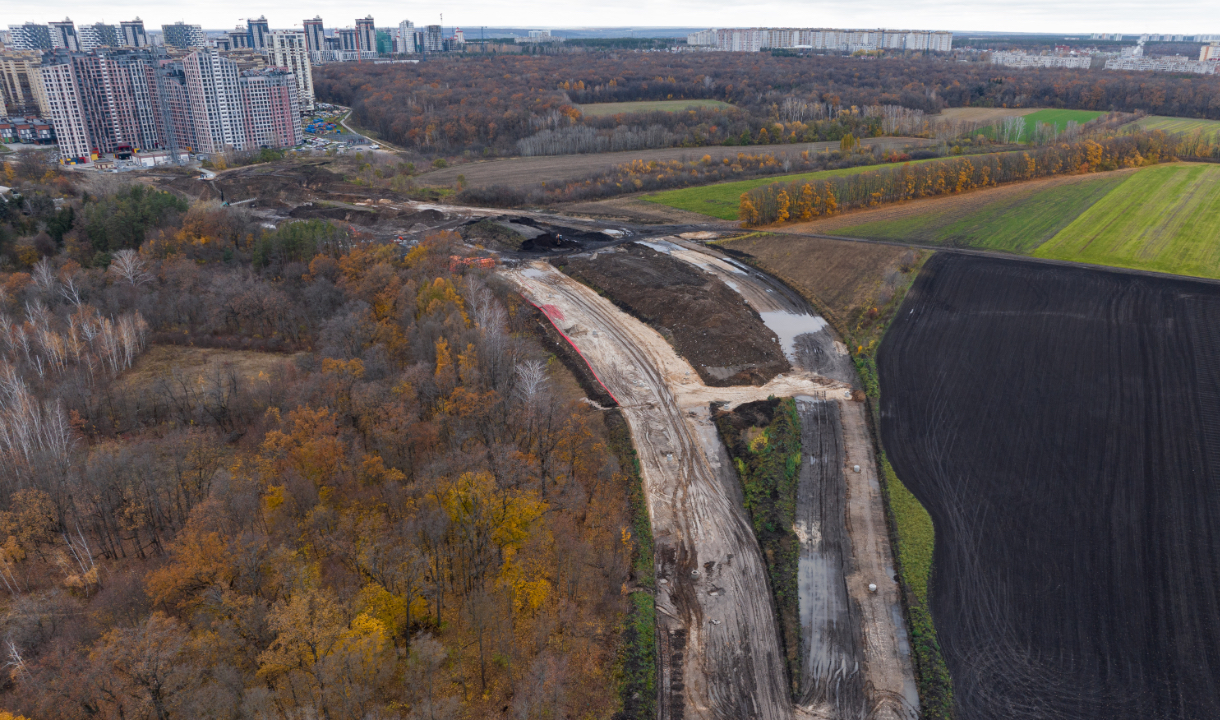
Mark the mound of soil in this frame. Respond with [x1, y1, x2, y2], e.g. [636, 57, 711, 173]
[561, 243, 788, 386]
[288, 204, 380, 226]
[156, 162, 346, 207]
[461, 218, 529, 251]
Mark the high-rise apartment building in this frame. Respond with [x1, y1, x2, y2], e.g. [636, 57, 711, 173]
[49, 19, 81, 51]
[687, 27, 953, 53]
[1202, 43, 1220, 62]
[240, 68, 302, 148]
[37, 45, 302, 162]
[337, 28, 359, 51]
[79, 23, 119, 51]
[227, 27, 250, 50]
[8, 23, 54, 51]
[424, 25, 444, 53]
[304, 17, 326, 53]
[62, 49, 165, 153]
[0, 52, 49, 116]
[247, 16, 271, 53]
[182, 49, 245, 152]
[120, 19, 148, 48]
[268, 31, 313, 111]
[162, 22, 206, 50]
[38, 59, 90, 160]
[396, 21, 419, 53]
[356, 16, 376, 53]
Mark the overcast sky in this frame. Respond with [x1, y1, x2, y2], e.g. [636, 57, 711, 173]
[4, 0, 1218, 36]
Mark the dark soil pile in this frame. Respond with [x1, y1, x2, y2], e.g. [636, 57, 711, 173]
[561, 243, 789, 386]
[460, 217, 528, 251]
[288, 204, 380, 225]
[880, 253, 1220, 720]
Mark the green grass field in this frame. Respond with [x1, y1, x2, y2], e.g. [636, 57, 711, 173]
[578, 99, 735, 117]
[644, 156, 950, 220]
[1020, 109, 1105, 136]
[1133, 115, 1220, 139]
[837, 174, 1128, 253]
[1033, 163, 1220, 279]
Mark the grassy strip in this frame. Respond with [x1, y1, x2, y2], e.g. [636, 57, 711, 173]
[1133, 115, 1220, 139]
[1020, 109, 1105, 135]
[880, 455, 952, 719]
[580, 99, 736, 117]
[714, 397, 803, 698]
[644, 156, 952, 220]
[605, 410, 657, 720]
[834, 173, 1129, 254]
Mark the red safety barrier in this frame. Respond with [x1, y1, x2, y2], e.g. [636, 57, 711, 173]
[525, 296, 619, 406]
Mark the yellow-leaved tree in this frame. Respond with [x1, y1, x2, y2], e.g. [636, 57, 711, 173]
[257, 588, 393, 719]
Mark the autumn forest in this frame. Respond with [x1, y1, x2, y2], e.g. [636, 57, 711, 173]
[0, 153, 649, 719]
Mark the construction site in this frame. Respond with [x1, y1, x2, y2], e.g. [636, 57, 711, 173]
[123, 154, 928, 720]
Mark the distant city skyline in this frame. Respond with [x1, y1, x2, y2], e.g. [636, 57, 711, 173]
[1, 0, 1217, 36]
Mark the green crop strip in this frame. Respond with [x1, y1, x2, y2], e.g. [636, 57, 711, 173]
[881, 454, 953, 718]
[836, 173, 1129, 254]
[1034, 163, 1220, 279]
[644, 156, 951, 220]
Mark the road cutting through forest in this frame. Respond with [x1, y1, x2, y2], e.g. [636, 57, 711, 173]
[503, 259, 917, 720]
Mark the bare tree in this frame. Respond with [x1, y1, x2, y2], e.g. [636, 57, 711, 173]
[109, 249, 152, 287]
[514, 359, 549, 406]
[32, 259, 57, 296]
[1000, 116, 1026, 144]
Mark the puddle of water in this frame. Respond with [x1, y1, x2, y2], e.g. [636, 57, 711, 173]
[759, 310, 828, 362]
[636, 239, 679, 254]
[521, 267, 549, 278]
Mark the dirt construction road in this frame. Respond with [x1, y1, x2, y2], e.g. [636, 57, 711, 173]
[508, 262, 848, 719]
[506, 260, 915, 719]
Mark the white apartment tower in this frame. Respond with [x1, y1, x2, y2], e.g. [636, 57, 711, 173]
[397, 20, 417, 53]
[182, 49, 245, 153]
[268, 31, 314, 111]
[39, 60, 91, 160]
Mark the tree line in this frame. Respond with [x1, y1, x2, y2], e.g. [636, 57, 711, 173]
[739, 130, 1194, 226]
[313, 52, 1220, 158]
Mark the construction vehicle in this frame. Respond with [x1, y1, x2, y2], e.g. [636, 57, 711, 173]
[449, 255, 498, 272]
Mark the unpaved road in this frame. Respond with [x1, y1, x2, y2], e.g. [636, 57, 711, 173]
[507, 262, 847, 720]
[506, 259, 917, 720]
[660, 241, 918, 719]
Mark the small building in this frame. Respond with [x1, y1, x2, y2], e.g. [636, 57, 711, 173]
[134, 149, 189, 166]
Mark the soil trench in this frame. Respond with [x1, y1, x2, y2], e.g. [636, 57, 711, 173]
[793, 397, 866, 717]
[505, 262, 849, 720]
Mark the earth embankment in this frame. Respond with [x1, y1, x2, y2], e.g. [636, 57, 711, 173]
[878, 253, 1220, 720]
[560, 243, 790, 386]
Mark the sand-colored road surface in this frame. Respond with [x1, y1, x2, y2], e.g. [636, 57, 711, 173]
[505, 259, 916, 719]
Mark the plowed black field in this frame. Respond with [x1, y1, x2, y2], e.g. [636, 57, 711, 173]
[878, 254, 1220, 720]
